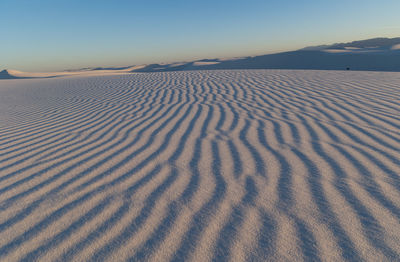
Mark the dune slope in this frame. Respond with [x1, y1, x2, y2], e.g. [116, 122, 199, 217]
[0, 70, 25, 79]
[131, 50, 400, 73]
[0, 70, 399, 261]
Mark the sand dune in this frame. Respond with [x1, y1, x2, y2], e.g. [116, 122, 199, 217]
[3, 38, 399, 80]
[0, 70, 400, 261]
[0, 67, 137, 80]
[130, 48, 400, 73]
[129, 37, 400, 73]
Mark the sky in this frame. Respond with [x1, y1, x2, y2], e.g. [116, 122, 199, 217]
[1, 0, 400, 72]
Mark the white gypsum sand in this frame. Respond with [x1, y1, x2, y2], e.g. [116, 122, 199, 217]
[0, 70, 399, 261]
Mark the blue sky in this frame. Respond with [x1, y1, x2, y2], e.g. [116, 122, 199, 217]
[1, 0, 399, 71]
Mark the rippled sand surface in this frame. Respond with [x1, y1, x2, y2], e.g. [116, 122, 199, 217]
[0, 70, 399, 261]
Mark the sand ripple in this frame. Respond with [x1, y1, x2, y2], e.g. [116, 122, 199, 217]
[0, 70, 399, 261]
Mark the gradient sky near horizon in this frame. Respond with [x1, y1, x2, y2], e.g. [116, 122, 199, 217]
[1, 0, 400, 72]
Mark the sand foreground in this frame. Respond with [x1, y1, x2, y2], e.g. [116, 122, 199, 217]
[0, 70, 399, 261]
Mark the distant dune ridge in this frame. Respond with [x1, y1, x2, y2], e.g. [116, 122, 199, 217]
[131, 37, 400, 72]
[1, 37, 400, 79]
[0, 70, 399, 261]
[0, 68, 135, 80]
[0, 70, 22, 79]
[301, 37, 400, 50]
